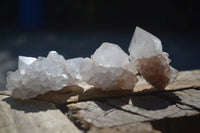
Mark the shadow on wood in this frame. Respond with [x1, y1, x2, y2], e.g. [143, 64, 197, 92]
[94, 92, 181, 112]
[130, 93, 181, 110]
[3, 96, 56, 113]
[151, 114, 200, 133]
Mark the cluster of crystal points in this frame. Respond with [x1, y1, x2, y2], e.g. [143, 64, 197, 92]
[6, 27, 178, 99]
[129, 27, 178, 89]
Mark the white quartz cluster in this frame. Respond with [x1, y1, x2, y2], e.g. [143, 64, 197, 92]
[7, 43, 138, 99]
[6, 27, 178, 99]
[7, 51, 79, 99]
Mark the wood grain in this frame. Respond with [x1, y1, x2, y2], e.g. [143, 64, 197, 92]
[0, 95, 81, 133]
[67, 88, 200, 132]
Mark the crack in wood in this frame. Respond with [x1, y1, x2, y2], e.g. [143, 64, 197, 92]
[104, 100, 152, 120]
[176, 102, 200, 112]
[156, 89, 200, 112]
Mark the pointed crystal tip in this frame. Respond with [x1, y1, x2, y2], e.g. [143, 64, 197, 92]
[129, 26, 162, 59]
[129, 26, 178, 89]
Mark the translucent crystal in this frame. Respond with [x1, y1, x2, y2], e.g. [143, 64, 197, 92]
[7, 43, 138, 99]
[81, 42, 138, 90]
[65, 57, 84, 80]
[91, 42, 137, 73]
[18, 56, 37, 70]
[6, 27, 178, 99]
[129, 27, 178, 89]
[7, 51, 77, 99]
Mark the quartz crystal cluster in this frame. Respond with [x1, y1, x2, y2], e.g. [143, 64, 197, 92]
[6, 43, 138, 99]
[6, 27, 178, 99]
[81, 43, 138, 90]
[7, 51, 79, 99]
[129, 27, 178, 89]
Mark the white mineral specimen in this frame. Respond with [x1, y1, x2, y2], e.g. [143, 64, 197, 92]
[91, 42, 137, 73]
[6, 27, 178, 99]
[129, 27, 178, 89]
[7, 43, 138, 99]
[65, 57, 84, 81]
[7, 51, 78, 99]
[80, 42, 138, 90]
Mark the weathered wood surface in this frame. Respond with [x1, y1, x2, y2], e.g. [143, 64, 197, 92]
[0, 70, 200, 133]
[0, 95, 81, 133]
[67, 88, 200, 127]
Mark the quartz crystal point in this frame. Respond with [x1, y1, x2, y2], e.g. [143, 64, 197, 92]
[91, 42, 137, 73]
[129, 27, 178, 89]
[81, 42, 138, 90]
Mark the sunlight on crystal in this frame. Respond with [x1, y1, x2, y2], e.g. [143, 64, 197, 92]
[129, 27, 178, 89]
[6, 27, 178, 99]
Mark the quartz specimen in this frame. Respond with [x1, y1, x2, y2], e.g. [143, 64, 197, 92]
[129, 27, 178, 89]
[7, 43, 138, 99]
[6, 27, 178, 99]
[91, 42, 137, 74]
[7, 51, 79, 99]
[80, 42, 138, 90]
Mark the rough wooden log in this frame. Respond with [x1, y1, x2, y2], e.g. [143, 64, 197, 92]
[67, 88, 200, 132]
[0, 95, 81, 133]
[0, 70, 200, 133]
[67, 89, 199, 127]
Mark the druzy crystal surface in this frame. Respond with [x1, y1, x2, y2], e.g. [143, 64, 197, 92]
[6, 27, 178, 99]
[129, 27, 178, 89]
[7, 51, 78, 99]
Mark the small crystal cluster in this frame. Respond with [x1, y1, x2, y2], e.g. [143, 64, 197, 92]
[6, 27, 178, 99]
[81, 43, 138, 90]
[129, 27, 178, 89]
[7, 52, 79, 99]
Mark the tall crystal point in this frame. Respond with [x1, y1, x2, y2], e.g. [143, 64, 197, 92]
[129, 27, 178, 89]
